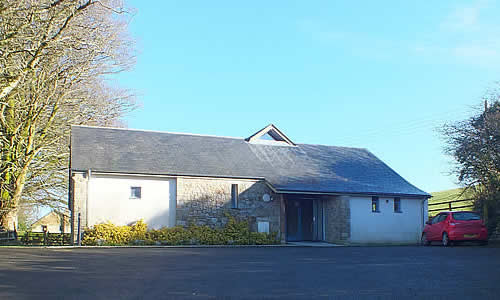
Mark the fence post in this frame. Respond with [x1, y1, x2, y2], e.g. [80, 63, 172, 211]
[60, 215, 63, 246]
[449, 202, 452, 211]
[77, 213, 81, 246]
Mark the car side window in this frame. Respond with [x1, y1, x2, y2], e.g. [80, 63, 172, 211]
[431, 215, 441, 224]
[431, 214, 446, 224]
[438, 214, 448, 223]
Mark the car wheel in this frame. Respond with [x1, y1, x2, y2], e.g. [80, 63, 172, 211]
[442, 232, 451, 247]
[421, 233, 430, 246]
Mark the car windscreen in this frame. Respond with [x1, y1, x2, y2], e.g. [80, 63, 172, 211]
[452, 212, 480, 221]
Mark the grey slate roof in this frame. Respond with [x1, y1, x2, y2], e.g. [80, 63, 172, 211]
[70, 126, 430, 197]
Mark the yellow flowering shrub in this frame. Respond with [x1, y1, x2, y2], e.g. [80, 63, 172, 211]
[82, 220, 148, 246]
[82, 216, 279, 246]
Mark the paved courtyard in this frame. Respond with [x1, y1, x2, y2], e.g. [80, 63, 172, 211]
[0, 245, 499, 299]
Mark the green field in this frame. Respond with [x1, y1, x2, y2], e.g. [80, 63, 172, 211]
[429, 188, 475, 217]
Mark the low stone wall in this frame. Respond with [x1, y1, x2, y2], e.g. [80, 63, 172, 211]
[324, 195, 351, 243]
[176, 177, 281, 236]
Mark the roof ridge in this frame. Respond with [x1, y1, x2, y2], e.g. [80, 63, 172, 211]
[71, 124, 245, 140]
[297, 142, 367, 151]
[71, 125, 367, 149]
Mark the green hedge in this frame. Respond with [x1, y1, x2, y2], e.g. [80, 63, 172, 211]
[82, 216, 279, 246]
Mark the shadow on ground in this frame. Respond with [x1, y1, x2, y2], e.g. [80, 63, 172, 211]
[0, 246, 499, 299]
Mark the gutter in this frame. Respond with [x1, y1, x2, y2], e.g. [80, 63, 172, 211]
[70, 170, 266, 181]
[275, 189, 431, 199]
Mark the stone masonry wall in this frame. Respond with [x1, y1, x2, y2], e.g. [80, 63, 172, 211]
[324, 195, 351, 243]
[176, 177, 281, 237]
[70, 172, 88, 243]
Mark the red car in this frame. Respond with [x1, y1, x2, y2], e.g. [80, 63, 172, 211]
[422, 211, 488, 246]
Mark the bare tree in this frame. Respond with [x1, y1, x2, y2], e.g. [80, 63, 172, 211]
[443, 86, 500, 235]
[0, 0, 136, 229]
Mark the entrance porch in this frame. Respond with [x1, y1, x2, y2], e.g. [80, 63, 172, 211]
[284, 194, 325, 242]
[281, 194, 351, 243]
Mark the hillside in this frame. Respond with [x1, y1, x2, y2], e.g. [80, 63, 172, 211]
[429, 188, 475, 217]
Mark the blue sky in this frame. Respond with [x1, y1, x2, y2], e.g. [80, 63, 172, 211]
[115, 0, 500, 193]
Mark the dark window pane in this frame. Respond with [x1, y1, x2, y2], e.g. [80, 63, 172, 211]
[130, 186, 141, 199]
[231, 184, 238, 208]
[372, 196, 379, 212]
[394, 197, 401, 212]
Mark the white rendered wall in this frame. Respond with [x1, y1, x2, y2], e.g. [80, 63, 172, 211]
[350, 196, 427, 243]
[87, 174, 176, 229]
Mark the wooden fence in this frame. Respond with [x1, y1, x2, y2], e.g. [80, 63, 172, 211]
[0, 230, 17, 242]
[1, 230, 72, 246]
[19, 232, 72, 246]
[428, 198, 475, 215]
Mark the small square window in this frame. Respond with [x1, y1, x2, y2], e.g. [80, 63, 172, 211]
[130, 186, 141, 199]
[231, 184, 238, 209]
[394, 197, 401, 213]
[371, 196, 379, 212]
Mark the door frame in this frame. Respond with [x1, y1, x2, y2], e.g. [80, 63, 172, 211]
[284, 195, 325, 242]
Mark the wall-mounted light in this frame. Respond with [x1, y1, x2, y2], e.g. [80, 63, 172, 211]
[262, 194, 271, 202]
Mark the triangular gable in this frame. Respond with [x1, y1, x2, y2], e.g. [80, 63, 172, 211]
[31, 210, 70, 228]
[245, 124, 296, 146]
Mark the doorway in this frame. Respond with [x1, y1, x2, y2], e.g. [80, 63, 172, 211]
[285, 196, 324, 242]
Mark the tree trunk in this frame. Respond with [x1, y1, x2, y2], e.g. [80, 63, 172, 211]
[0, 209, 17, 230]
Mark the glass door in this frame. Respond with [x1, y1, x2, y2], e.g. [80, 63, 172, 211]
[312, 199, 324, 241]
